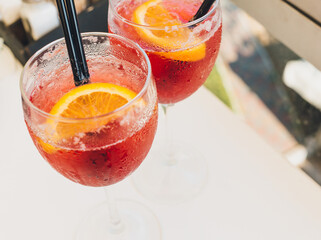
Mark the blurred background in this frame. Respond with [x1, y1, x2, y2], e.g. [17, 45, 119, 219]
[1, 0, 320, 184]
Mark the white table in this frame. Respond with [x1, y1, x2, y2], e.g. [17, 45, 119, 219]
[1, 71, 321, 240]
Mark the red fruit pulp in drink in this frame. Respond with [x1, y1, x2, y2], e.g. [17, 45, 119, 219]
[109, 0, 222, 104]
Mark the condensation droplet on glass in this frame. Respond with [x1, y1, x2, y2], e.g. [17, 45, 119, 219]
[164, 26, 171, 33]
[172, 25, 178, 32]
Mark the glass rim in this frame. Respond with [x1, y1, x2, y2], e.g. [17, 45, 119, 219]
[109, 0, 220, 30]
[20, 32, 152, 122]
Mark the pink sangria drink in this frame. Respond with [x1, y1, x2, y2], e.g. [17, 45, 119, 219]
[21, 33, 158, 187]
[108, 0, 222, 104]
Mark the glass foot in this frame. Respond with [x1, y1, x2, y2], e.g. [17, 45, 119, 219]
[132, 142, 208, 204]
[75, 200, 161, 240]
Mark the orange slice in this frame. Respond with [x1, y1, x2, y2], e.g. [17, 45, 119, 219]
[133, 0, 206, 62]
[40, 83, 137, 153]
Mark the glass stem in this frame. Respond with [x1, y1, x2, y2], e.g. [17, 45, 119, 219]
[104, 188, 125, 234]
[162, 104, 177, 166]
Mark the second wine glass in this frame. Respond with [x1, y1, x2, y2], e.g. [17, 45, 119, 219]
[108, 0, 222, 203]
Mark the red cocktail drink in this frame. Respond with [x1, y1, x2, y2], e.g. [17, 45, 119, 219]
[27, 71, 158, 187]
[109, 0, 222, 103]
[21, 33, 158, 187]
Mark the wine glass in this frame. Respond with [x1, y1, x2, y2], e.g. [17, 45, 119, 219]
[108, 0, 222, 203]
[20, 32, 160, 239]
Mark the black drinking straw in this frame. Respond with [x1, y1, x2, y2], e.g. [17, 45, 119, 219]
[190, 0, 217, 22]
[56, 0, 90, 86]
